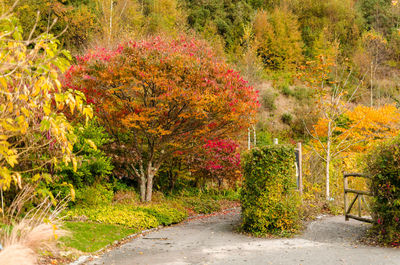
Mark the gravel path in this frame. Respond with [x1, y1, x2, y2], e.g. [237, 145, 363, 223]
[86, 209, 400, 265]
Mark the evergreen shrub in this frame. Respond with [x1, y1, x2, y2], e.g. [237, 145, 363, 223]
[241, 145, 301, 236]
[366, 136, 400, 246]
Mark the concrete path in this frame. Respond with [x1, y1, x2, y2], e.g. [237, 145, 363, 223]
[86, 209, 400, 265]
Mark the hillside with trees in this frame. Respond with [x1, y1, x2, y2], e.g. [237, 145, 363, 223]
[1, 0, 400, 263]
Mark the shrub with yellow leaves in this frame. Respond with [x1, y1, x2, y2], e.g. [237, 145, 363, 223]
[0, 12, 92, 195]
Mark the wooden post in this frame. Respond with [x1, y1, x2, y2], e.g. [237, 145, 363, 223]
[248, 127, 251, 150]
[358, 195, 362, 217]
[344, 174, 348, 221]
[253, 125, 256, 147]
[297, 142, 303, 197]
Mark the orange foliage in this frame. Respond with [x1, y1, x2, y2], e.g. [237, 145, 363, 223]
[312, 104, 400, 152]
[64, 35, 259, 201]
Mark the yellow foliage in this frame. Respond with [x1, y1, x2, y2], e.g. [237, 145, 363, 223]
[0, 16, 92, 191]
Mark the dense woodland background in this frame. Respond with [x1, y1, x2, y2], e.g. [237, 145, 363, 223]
[1, 0, 400, 260]
[2, 0, 400, 208]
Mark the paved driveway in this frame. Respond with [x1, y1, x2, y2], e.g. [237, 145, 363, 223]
[86, 209, 400, 265]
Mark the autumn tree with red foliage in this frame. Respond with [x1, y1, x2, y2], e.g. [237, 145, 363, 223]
[64, 36, 258, 201]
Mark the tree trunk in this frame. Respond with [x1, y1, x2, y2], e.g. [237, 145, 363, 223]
[217, 177, 222, 189]
[145, 172, 154, 202]
[139, 175, 146, 202]
[129, 164, 146, 202]
[169, 171, 177, 193]
[370, 62, 373, 107]
[145, 162, 154, 202]
[326, 121, 332, 201]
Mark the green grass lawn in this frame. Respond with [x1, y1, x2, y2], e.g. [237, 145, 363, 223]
[61, 222, 137, 252]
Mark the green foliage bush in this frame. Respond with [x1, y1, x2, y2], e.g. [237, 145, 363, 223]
[58, 120, 113, 189]
[180, 196, 221, 214]
[256, 130, 274, 147]
[292, 86, 313, 102]
[75, 184, 114, 207]
[281, 113, 293, 125]
[366, 136, 400, 246]
[280, 83, 293, 97]
[261, 88, 277, 111]
[139, 205, 187, 225]
[241, 145, 301, 236]
[203, 188, 241, 201]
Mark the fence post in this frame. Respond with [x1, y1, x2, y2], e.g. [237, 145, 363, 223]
[297, 142, 303, 197]
[248, 127, 251, 150]
[344, 174, 348, 221]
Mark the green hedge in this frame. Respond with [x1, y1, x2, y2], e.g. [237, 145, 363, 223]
[366, 136, 400, 246]
[241, 145, 301, 236]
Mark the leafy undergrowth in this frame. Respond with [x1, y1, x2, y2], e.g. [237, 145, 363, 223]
[66, 204, 187, 229]
[60, 222, 136, 252]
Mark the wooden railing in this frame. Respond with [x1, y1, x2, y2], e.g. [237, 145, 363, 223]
[343, 172, 374, 223]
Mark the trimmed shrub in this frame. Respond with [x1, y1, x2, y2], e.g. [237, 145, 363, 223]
[241, 145, 301, 236]
[366, 136, 400, 246]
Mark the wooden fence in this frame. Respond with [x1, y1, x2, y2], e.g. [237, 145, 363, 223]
[343, 172, 374, 223]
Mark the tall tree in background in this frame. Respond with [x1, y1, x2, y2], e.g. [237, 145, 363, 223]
[184, 0, 253, 49]
[290, 0, 361, 56]
[253, 8, 303, 70]
[65, 36, 259, 201]
[9, 0, 99, 50]
[95, 0, 184, 45]
[357, 0, 395, 35]
[361, 30, 389, 106]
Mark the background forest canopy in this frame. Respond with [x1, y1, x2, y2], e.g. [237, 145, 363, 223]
[1, 0, 400, 205]
[2, 0, 400, 260]
[5, 0, 400, 59]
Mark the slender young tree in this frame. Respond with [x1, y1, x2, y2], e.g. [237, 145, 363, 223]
[299, 43, 360, 200]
